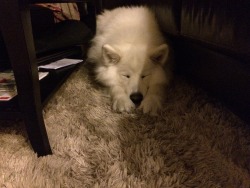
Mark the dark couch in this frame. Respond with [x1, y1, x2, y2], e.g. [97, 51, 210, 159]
[99, 0, 250, 124]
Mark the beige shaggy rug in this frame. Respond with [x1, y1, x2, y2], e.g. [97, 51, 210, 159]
[0, 63, 250, 188]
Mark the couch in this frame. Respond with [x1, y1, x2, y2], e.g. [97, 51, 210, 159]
[99, 0, 250, 124]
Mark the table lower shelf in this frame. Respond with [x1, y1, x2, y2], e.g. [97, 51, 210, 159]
[0, 63, 80, 120]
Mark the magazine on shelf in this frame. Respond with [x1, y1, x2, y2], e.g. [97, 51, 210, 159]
[0, 71, 16, 101]
[0, 71, 49, 101]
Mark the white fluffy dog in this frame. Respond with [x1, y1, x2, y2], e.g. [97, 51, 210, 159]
[87, 6, 173, 115]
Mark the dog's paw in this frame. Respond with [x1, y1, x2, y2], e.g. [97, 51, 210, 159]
[112, 96, 135, 112]
[139, 95, 162, 116]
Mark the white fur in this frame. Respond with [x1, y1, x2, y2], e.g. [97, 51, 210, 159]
[87, 6, 173, 115]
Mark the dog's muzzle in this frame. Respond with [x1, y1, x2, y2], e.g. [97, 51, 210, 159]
[130, 92, 143, 106]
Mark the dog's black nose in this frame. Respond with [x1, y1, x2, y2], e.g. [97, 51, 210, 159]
[130, 92, 143, 105]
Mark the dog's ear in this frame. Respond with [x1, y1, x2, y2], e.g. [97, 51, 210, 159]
[149, 44, 169, 65]
[102, 44, 120, 65]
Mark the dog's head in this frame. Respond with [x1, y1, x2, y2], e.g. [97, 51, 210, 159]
[100, 43, 169, 105]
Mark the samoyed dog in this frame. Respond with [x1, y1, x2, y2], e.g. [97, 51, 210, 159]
[87, 6, 173, 115]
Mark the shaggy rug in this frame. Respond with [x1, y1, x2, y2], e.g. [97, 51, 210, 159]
[0, 63, 250, 188]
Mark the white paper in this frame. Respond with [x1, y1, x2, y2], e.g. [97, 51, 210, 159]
[38, 58, 82, 70]
[38, 72, 49, 80]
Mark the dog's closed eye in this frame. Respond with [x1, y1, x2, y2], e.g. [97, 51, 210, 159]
[122, 75, 130, 78]
[141, 74, 151, 79]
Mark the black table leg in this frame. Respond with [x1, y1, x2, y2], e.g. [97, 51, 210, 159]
[0, 0, 52, 156]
